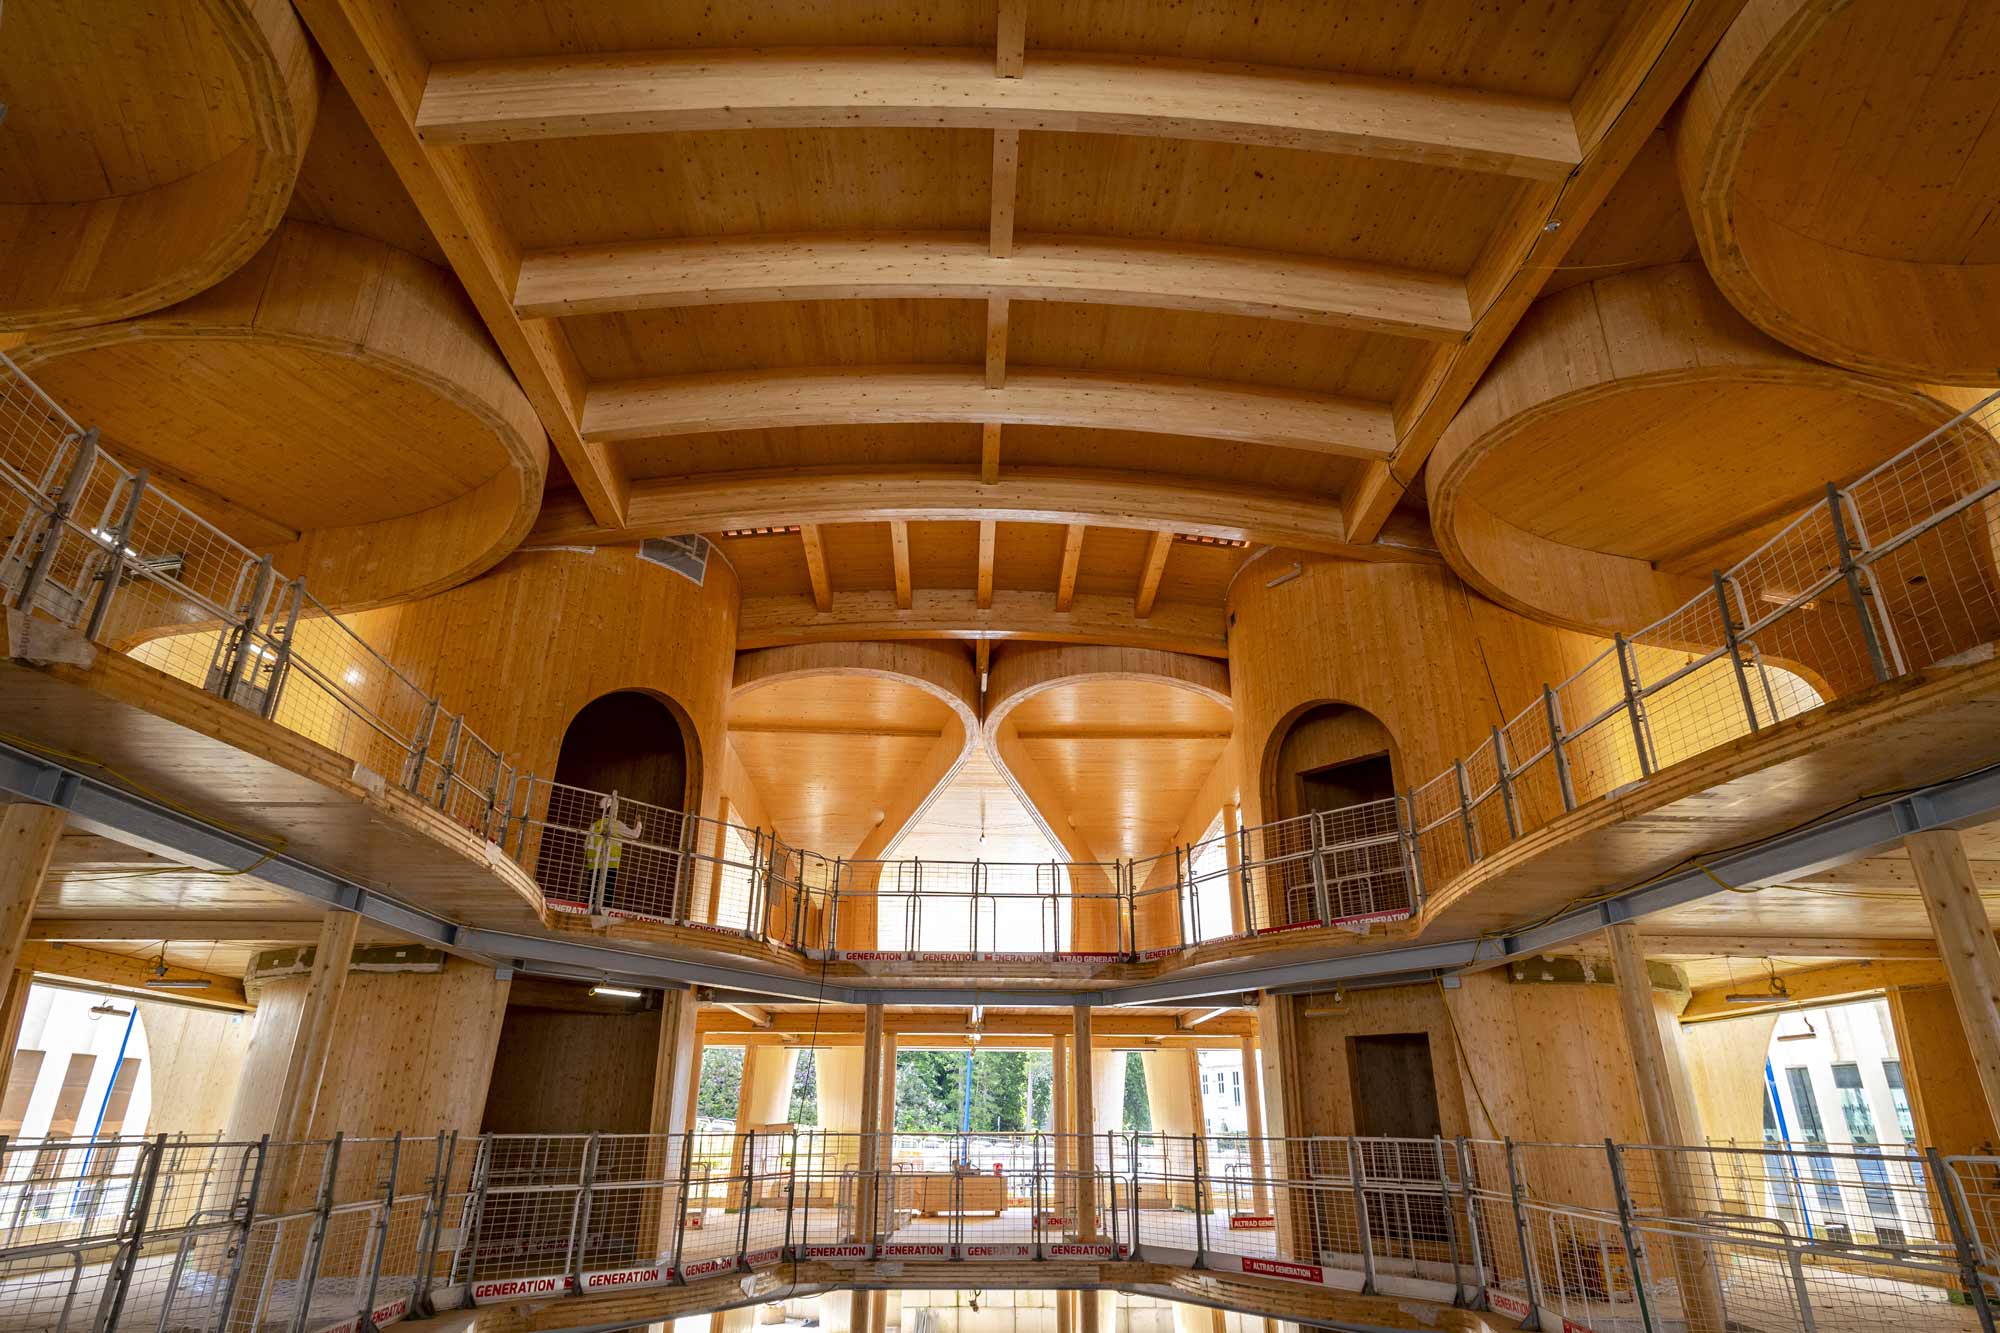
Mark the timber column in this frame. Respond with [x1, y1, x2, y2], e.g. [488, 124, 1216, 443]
[1071, 1002, 1101, 1333]
[1908, 830, 2000, 1127]
[850, 1002, 886, 1332]
[1607, 924, 1726, 1333]
[651, 988, 701, 1258]
[1239, 1035, 1271, 1216]
[0, 803, 63, 1094]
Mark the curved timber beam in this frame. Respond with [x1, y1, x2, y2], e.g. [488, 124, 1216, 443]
[582, 367, 1395, 461]
[516, 232, 1471, 340]
[416, 48, 1582, 180]
[736, 590, 1231, 660]
[733, 641, 981, 863]
[530, 466, 1436, 561]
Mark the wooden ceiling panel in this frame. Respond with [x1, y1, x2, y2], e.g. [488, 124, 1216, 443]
[991, 522, 1067, 593]
[400, 0, 989, 62]
[618, 423, 981, 482]
[994, 424, 1359, 500]
[286, 82, 448, 266]
[712, 533, 813, 599]
[1007, 302, 1419, 400]
[1017, 132, 1524, 271]
[1157, 542, 1253, 606]
[562, 299, 985, 380]
[733, 673, 954, 733]
[820, 522, 897, 594]
[1007, 679, 1233, 861]
[484, 129, 991, 250]
[907, 519, 982, 590]
[1032, 0, 1629, 100]
[1069, 527, 1149, 597]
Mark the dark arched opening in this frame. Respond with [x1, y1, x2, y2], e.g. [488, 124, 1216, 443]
[554, 690, 693, 811]
[1258, 701, 1408, 931]
[538, 690, 697, 917]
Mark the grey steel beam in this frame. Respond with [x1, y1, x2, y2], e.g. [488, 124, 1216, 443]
[3, 738, 1996, 1008]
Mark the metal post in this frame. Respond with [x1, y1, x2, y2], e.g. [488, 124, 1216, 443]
[735, 1130, 755, 1269]
[676, 809, 701, 927]
[1191, 1134, 1208, 1266]
[218, 555, 275, 707]
[1613, 634, 1655, 777]
[455, 1138, 494, 1308]
[1713, 571, 1763, 733]
[1031, 1134, 1045, 1262]
[1542, 686, 1575, 811]
[1347, 1137, 1376, 1295]
[1454, 1138, 1486, 1310]
[258, 579, 306, 721]
[570, 1132, 601, 1294]
[289, 1134, 344, 1333]
[1307, 813, 1332, 926]
[433, 713, 464, 810]
[1605, 1142, 1658, 1333]
[1172, 846, 1187, 949]
[412, 1132, 454, 1316]
[93, 1132, 166, 1333]
[1826, 484, 1894, 682]
[1930, 1147, 1998, 1333]
[361, 1134, 403, 1331]
[1235, 822, 1255, 935]
[782, 1130, 800, 1258]
[1434, 1137, 1466, 1306]
[82, 469, 146, 641]
[13, 427, 98, 613]
[1503, 1139, 1542, 1331]
[671, 1132, 695, 1282]
[404, 698, 439, 793]
[1491, 725, 1520, 838]
[1454, 760, 1480, 864]
[214, 1136, 271, 1333]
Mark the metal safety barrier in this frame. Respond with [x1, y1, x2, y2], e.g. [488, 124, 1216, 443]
[1, 1129, 1993, 1332]
[3, 359, 1998, 963]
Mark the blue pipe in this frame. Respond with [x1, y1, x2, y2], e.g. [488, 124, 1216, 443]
[1766, 1057, 1815, 1239]
[72, 1003, 138, 1211]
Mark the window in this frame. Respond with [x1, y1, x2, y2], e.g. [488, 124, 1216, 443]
[1831, 1064, 1879, 1144]
[1883, 1061, 1916, 1143]
[1785, 1066, 1844, 1212]
[1200, 1073, 1211, 1096]
[1231, 1070, 1243, 1106]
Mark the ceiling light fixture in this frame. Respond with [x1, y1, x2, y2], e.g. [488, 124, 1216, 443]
[590, 984, 644, 1000]
[1776, 1017, 1818, 1043]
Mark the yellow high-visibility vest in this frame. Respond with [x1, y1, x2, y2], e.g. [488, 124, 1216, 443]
[586, 817, 623, 869]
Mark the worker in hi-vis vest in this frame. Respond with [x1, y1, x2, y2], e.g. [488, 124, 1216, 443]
[585, 794, 643, 899]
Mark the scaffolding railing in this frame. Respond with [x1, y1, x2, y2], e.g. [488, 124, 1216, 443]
[4, 361, 1998, 966]
[3, 1131, 1988, 1332]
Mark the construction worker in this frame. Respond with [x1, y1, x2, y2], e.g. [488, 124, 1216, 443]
[586, 794, 643, 903]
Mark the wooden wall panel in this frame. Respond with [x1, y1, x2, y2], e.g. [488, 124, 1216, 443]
[226, 959, 510, 1139]
[1290, 984, 1470, 1140]
[1227, 554, 1608, 830]
[138, 1001, 256, 1137]
[1889, 983, 2000, 1158]
[1681, 1012, 1780, 1148]
[482, 1008, 661, 1134]
[341, 548, 739, 819]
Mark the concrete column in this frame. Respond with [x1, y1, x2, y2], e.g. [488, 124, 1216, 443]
[1608, 923, 1725, 1333]
[1909, 829, 2000, 1129]
[1239, 1035, 1271, 1216]
[0, 803, 61, 1094]
[1073, 1003, 1096, 1240]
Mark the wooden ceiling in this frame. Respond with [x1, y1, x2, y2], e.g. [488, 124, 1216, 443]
[288, 0, 1746, 654]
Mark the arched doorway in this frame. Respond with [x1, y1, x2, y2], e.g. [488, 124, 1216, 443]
[539, 691, 698, 918]
[1257, 701, 1408, 932]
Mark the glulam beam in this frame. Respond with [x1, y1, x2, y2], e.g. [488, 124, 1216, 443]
[512, 233, 1473, 340]
[290, 0, 630, 528]
[1135, 531, 1173, 619]
[532, 466, 1417, 558]
[582, 366, 1396, 460]
[415, 48, 1583, 179]
[1344, 0, 1750, 541]
[738, 589, 1228, 658]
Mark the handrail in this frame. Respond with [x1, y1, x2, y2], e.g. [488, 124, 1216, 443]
[2, 356, 1997, 962]
[0, 1130, 1984, 1333]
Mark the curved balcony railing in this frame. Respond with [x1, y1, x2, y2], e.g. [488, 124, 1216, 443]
[0, 1128, 1990, 1333]
[1, 353, 1996, 963]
